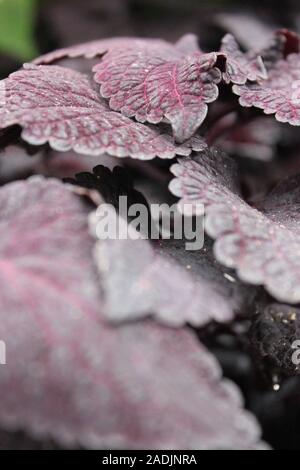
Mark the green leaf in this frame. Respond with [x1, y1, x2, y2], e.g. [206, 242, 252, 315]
[0, 0, 38, 61]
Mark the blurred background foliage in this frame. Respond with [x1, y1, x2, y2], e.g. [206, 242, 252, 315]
[0, 0, 38, 60]
[0, 0, 300, 67]
[38, 0, 300, 50]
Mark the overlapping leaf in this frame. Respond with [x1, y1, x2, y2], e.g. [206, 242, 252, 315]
[0, 64, 203, 159]
[169, 148, 300, 303]
[93, 44, 221, 142]
[33, 37, 170, 64]
[92, 215, 252, 326]
[33, 34, 199, 65]
[220, 34, 267, 85]
[221, 117, 280, 161]
[31, 30, 300, 137]
[233, 53, 300, 125]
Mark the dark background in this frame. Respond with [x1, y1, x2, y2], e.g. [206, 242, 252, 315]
[1, 0, 300, 78]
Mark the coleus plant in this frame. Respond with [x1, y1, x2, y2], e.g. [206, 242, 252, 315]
[1, 27, 300, 450]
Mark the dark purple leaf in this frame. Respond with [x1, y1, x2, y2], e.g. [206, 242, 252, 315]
[215, 13, 274, 51]
[33, 37, 170, 64]
[33, 34, 197, 65]
[220, 34, 267, 85]
[93, 45, 221, 142]
[169, 148, 300, 304]
[0, 64, 202, 160]
[233, 53, 300, 126]
[0, 429, 59, 450]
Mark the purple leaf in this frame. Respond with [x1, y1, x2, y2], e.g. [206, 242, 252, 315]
[233, 53, 300, 126]
[92, 219, 253, 326]
[0, 176, 266, 449]
[169, 148, 300, 304]
[0, 176, 100, 321]
[42, 150, 121, 179]
[250, 302, 300, 376]
[0, 314, 265, 449]
[33, 35, 193, 65]
[220, 34, 267, 85]
[220, 117, 280, 161]
[0, 64, 201, 160]
[93, 47, 221, 142]
[276, 29, 300, 57]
